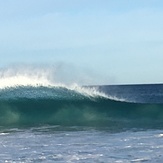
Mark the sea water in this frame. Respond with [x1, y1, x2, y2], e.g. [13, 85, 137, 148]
[0, 84, 163, 162]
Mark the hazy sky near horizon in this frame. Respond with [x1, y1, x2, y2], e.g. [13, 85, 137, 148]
[0, 0, 163, 84]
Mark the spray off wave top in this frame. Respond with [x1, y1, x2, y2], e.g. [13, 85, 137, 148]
[0, 65, 111, 100]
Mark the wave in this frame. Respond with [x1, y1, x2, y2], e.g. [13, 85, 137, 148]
[0, 65, 163, 130]
[0, 86, 163, 130]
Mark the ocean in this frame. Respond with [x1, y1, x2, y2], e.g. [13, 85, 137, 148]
[0, 83, 163, 162]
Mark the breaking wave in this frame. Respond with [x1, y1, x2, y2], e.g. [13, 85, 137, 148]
[0, 65, 163, 130]
[0, 86, 163, 130]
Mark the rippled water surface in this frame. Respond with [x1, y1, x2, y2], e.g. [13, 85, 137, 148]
[0, 126, 163, 162]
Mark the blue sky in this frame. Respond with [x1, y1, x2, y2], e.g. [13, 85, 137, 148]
[0, 0, 163, 84]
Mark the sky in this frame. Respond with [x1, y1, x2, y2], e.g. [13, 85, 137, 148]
[0, 0, 163, 85]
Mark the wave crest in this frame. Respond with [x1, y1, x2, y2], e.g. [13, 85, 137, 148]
[0, 65, 125, 101]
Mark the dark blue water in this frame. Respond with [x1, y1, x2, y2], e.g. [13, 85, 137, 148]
[97, 84, 163, 103]
[0, 84, 163, 162]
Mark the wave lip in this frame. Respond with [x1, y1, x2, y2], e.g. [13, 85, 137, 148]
[0, 85, 110, 101]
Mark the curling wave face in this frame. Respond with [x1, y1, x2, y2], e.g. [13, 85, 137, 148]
[0, 86, 163, 129]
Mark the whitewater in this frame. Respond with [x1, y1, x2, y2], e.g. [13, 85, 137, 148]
[0, 66, 163, 162]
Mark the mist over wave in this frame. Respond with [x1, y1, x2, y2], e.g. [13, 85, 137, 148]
[0, 63, 115, 87]
[0, 64, 112, 99]
[0, 64, 59, 88]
